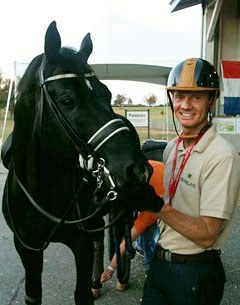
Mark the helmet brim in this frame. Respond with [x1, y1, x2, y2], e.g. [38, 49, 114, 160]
[166, 86, 219, 92]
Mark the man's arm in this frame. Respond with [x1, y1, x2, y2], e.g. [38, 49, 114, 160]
[156, 204, 224, 249]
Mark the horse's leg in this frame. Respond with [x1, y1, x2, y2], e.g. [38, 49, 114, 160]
[14, 236, 43, 305]
[91, 233, 104, 299]
[91, 218, 104, 299]
[67, 236, 94, 305]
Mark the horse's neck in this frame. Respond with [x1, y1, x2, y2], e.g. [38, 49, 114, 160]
[16, 143, 79, 194]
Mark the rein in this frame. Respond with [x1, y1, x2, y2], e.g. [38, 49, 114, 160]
[7, 168, 125, 252]
[14, 170, 117, 226]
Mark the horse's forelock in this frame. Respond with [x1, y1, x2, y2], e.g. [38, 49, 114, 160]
[57, 48, 112, 103]
[59, 47, 91, 75]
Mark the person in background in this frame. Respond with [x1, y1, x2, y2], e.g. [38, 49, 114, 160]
[134, 141, 167, 272]
[101, 160, 164, 283]
[141, 58, 240, 305]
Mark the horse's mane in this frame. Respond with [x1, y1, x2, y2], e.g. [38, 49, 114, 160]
[58, 47, 92, 74]
[17, 55, 43, 99]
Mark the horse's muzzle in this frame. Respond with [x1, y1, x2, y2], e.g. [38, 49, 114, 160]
[113, 163, 148, 189]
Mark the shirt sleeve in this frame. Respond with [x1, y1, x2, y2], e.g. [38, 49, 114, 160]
[200, 156, 240, 220]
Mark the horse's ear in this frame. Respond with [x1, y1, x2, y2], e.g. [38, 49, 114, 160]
[44, 21, 61, 63]
[79, 33, 93, 62]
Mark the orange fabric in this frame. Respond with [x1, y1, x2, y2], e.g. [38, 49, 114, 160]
[148, 160, 165, 197]
[134, 160, 164, 234]
[134, 211, 158, 235]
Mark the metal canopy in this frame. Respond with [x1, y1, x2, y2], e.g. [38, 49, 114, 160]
[91, 64, 172, 85]
[169, 0, 202, 12]
[14, 62, 172, 86]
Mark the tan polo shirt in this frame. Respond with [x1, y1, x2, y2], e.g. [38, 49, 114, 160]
[159, 125, 240, 255]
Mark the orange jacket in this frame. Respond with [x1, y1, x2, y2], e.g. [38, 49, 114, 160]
[134, 160, 164, 234]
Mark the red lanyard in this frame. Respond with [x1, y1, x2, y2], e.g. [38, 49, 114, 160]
[168, 131, 206, 205]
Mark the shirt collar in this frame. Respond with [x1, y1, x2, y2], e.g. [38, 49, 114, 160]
[177, 125, 217, 153]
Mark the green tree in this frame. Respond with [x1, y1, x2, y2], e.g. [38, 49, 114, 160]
[113, 93, 127, 106]
[144, 93, 157, 107]
[127, 98, 132, 105]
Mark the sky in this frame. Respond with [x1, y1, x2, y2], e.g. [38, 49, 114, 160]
[0, 0, 202, 104]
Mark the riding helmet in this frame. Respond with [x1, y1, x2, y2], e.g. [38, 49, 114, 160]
[167, 58, 219, 94]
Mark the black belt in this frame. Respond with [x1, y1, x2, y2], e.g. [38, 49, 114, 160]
[155, 246, 221, 263]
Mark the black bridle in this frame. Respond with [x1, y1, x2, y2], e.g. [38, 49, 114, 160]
[11, 58, 132, 251]
[39, 59, 129, 172]
[38, 58, 130, 208]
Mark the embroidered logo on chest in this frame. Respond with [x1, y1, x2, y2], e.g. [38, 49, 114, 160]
[180, 174, 196, 188]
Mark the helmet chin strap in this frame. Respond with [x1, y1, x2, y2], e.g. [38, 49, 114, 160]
[167, 91, 180, 137]
[180, 122, 211, 140]
[179, 134, 199, 140]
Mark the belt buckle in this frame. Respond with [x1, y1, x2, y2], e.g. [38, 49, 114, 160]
[164, 250, 172, 262]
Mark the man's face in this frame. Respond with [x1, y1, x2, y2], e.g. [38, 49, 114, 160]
[172, 91, 212, 133]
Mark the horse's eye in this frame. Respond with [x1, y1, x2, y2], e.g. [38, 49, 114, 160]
[59, 97, 74, 106]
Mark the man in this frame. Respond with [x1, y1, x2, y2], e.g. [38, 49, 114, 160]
[141, 58, 240, 305]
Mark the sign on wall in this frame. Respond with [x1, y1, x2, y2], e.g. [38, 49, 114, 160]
[213, 117, 240, 134]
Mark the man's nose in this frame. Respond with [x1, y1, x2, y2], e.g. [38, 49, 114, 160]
[181, 97, 192, 108]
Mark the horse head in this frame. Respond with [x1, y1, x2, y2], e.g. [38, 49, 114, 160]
[12, 21, 161, 212]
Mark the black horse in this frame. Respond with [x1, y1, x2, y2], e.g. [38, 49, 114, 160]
[2, 22, 162, 305]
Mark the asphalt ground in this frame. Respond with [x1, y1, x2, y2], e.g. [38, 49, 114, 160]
[0, 161, 240, 305]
